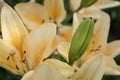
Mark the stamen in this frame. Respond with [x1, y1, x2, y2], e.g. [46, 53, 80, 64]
[15, 65, 19, 70]
[92, 41, 95, 45]
[98, 45, 102, 48]
[42, 19, 45, 23]
[6, 56, 10, 60]
[49, 17, 52, 20]
[54, 21, 57, 24]
[89, 17, 92, 19]
[9, 50, 16, 56]
[23, 50, 26, 54]
[22, 59, 26, 63]
[83, 17, 86, 20]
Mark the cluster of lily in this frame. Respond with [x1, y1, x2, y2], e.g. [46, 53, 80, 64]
[0, 0, 120, 80]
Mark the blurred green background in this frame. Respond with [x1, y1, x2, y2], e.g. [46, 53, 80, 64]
[0, 0, 120, 80]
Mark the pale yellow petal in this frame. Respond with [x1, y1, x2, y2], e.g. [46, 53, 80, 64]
[31, 64, 67, 80]
[23, 23, 56, 70]
[1, 4, 28, 56]
[15, 3, 48, 30]
[70, 54, 105, 80]
[57, 42, 70, 62]
[73, 13, 83, 35]
[21, 70, 34, 80]
[59, 26, 73, 42]
[91, 0, 120, 9]
[104, 56, 120, 75]
[43, 35, 65, 59]
[106, 40, 120, 58]
[0, 39, 24, 75]
[78, 10, 110, 61]
[44, 0, 66, 23]
[70, 0, 81, 11]
[0, 0, 5, 32]
[44, 59, 74, 78]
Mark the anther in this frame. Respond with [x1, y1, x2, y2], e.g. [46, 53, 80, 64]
[92, 41, 95, 45]
[9, 50, 16, 56]
[49, 17, 52, 20]
[83, 17, 86, 20]
[15, 65, 19, 70]
[89, 17, 92, 19]
[42, 19, 45, 23]
[23, 50, 26, 54]
[98, 45, 102, 48]
[22, 59, 26, 63]
[6, 56, 10, 60]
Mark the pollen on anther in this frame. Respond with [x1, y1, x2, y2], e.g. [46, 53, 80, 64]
[42, 19, 45, 23]
[23, 50, 26, 54]
[49, 17, 52, 20]
[15, 65, 19, 70]
[6, 56, 10, 60]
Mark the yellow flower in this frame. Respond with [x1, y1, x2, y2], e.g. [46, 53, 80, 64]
[15, 0, 66, 30]
[14, 1, 73, 59]
[70, 0, 120, 11]
[14, 0, 73, 51]
[0, 4, 57, 75]
[57, 10, 120, 75]
[21, 54, 104, 80]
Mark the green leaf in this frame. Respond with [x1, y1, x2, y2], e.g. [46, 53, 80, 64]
[4, 0, 18, 7]
[49, 54, 67, 63]
[36, 0, 44, 5]
[77, 0, 97, 11]
[17, 0, 30, 3]
[4, 0, 30, 7]
[68, 18, 94, 66]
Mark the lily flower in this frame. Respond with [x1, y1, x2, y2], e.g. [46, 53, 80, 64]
[70, 0, 120, 11]
[14, 0, 73, 59]
[57, 10, 120, 75]
[15, 0, 73, 51]
[0, 4, 57, 75]
[15, 0, 69, 30]
[21, 54, 104, 80]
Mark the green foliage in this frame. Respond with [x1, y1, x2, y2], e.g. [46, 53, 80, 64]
[80, 0, 97, 8]
[4, 0, 30, 7]
[49, 54, 67, 63]
[68, 18, 94, 65]
[35, 0, 44, 5]
[77, 0, 97, 11]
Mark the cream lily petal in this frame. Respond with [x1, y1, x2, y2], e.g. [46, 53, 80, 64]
[78, 10, 110, 61]
[1, 4, 28, 56]
[43, 35, 65, 59]
[59, 26, 73, 42]
[57, 42, 70, 61]
[31, 64, 68, 80]
[106, 40, 120, 58]
[69, 0, 81, 11]
[90, 0, 120, 9]
[44, 0, 66, 23]
[23, 23, 56, 70]
[0, 39, 24, 75]
[21, 70, 34, 80]
[70, 54, 105, 80]
[104, 56, 120, 75]
[15, 3, 48, 30]
[73, 13, 83, 35]
[0, 0, 5, 31]
[44, 59, 74, 78]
